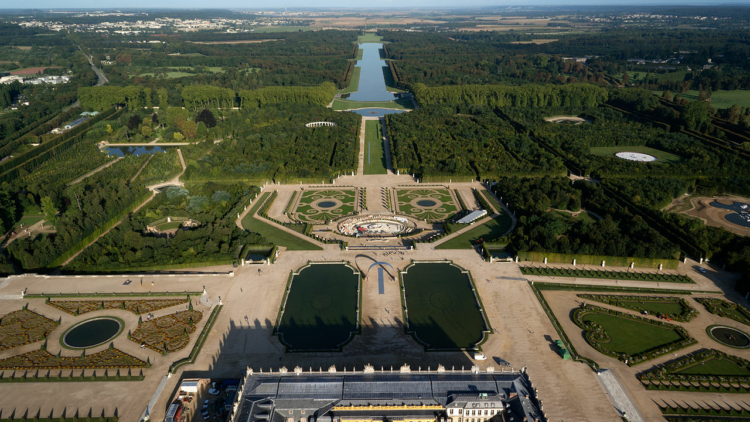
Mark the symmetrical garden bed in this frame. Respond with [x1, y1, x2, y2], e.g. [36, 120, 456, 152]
[695, 298, 750, 326]
[0, 347, 147, 370]
[0, 309, 59, 351]
[395, 188, 458, 221]
[577, 294, 698, 322]
[638, 349, 750, 393]
[293, 189, 356, 223]
[521, 266, 693, 283]
[47, 298, 188, 316]
[572, 304, 696, 366]
[129, 310, 202, 353]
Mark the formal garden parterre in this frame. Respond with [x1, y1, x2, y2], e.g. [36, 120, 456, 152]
[0, 308, 59, 351]
[577, 294, 698, 322]
[695, 298, 750, 326]
[572, 304, 697, 366]
[47, 298, 189, 316]
[0, 347, 148, 370]
[129, 310, 202, 354]
[522, 266, 692, 283]
[638, 349, 750, 393]
[293, 189, 357, 223]
[395, 188, 459, 221]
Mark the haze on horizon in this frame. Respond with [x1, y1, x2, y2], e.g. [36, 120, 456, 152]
[3, 0, 749, 9]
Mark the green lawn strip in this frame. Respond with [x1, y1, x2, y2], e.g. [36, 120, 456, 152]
[357, 33, 384, 43]
[331, 98, 414, 111]
[401, 263, 488, 350]
[695, 298, 750, 326]
[639, 349, 750, 393]
[437, 215, 512, 249]
[13, 215, 43, 229]
[241, 192, 321, 251]
[338, 67, 361, 95]
[573, 304, 696, 366]
[364, 120, 387, 175]
[577, 294, 697, 321]
[520, 266, 694, 283]
[275, 264, 359, 351]
[155, 221, 182, 230]
[588, 146, 683, 164]
[671, 89, 750, 109]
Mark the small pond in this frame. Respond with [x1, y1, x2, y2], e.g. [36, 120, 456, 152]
[710, 201, 750, 228]
[708, 325, 750, 348]
[417, 200, 437, 207]
[63, 317, 122, 349]
[317, 201, 337, 208]
[104, 146, 171, 157]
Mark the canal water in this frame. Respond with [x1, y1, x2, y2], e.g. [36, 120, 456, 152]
[347, 43, 397, 102]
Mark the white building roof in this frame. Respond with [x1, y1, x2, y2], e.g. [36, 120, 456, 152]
[457, 210, 487, 224]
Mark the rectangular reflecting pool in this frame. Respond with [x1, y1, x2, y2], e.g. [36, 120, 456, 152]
[346, 43, 397, 102]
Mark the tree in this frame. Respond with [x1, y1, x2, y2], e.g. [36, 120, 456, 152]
[127, 114, 141, 131]
[681, 100, 713, 131]
[195, 109, 217, 128]
[41, 196, 57, 225]
[622, 73, 630, 85]
[141, 125, 153, 138]
[181, 120, 197, 139]
[0, 191, 16, 234]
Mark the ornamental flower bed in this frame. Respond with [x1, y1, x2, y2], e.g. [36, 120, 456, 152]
[0, 308, 59, 351]
[695, 298, 750, 326]
[577, 294, 698, 322]
[638, 349, 750, 388]
[0, 346, 147, 370]
[572, 304, 697, 366]
[47, 298, 188, 316]
[130, 310, 202, 354]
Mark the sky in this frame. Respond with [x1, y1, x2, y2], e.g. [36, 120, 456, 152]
[5, 0, 750, 8]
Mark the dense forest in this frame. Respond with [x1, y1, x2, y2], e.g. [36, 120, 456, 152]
[182, 104, 359, 183]
[67, 183, 266, 271]
[494, 177, 680, 259]
[386, 105, 564, 181]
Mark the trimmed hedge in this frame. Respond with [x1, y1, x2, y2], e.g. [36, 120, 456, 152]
[521, 266, 693, 283]
[517, 251, 679, 269]
[0, 368, 144, 383]
[639, 349, 750, 393]
[695, 297, 750, 326]
[25, 291, 202, 299]
[578, 294, 698, 322]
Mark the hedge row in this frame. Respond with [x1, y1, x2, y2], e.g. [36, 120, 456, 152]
[521, 266, 693, 283]
[25, 291, 202, 299]
[0, 418, 118, 422]
[638, 349, 750, 387]
[695, 298, 750, 326]
[517, 251, 680, 269]
[0, 368, 144, 383]
[644, 381, 750, 394]
[660, 404, 750, 417]
[577, 294, 698, 322]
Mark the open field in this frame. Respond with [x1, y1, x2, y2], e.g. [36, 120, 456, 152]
[10, 67, 52, 75]
[276, 263, 359, 351]
[401, 263, 487, 350]
[13, 215, 43, 229]
[357, 33, 384, 43]
[510, 39, 559, 44]
[589, 146, 683, 164]
[250, 26, 315, 33]
[673, 90, 750, 109]
[364, 120, 387, 175]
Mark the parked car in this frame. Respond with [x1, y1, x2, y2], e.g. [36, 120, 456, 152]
[201, 410, 210, 421]
[698, 267, 707, 274]
[208, 388, 220, 395]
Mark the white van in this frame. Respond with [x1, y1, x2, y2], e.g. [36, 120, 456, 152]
[474, 353, 487, 360]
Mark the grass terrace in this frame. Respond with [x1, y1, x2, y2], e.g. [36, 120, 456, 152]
[588, 146, 683, 165]
[364, 120, 388, 175]
[241, 192, 322, 251]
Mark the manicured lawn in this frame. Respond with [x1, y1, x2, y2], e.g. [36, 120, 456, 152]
[156, 221, 182, 231]
[241, 192, 321, 251]
[437, 212, 512, 249]
[582, 312, 683, 355]
[589, 146, 683, 165]
[294, 189, 356, 223]
[402, 263, 487, 349]
[13, 215, 43, 229]
[276, 264, 359, 350]
[677, 357, 750, 376]
[357, 33, 384, 43]
[356, 47, 364, 60]
[332, 98, 414, 111]
[364, 120, 387, 175]
[338, 67, 361, 95]
[669, 90, 750, 109]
